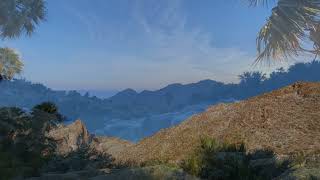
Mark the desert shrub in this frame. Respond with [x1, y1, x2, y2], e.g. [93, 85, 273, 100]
[181, 137, 290, 180]
[43, 146, 114, 173]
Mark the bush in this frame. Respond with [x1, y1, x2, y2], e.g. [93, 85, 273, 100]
[43, 146, 114, 173]
[181, 137, 290, 180]
[0, 105, 61, 179]
[32, 102, 65, 122]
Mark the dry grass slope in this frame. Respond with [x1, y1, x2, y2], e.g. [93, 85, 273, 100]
[118, 82, 320, 165]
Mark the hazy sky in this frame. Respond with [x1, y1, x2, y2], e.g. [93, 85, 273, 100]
[2, 0, 302, 91]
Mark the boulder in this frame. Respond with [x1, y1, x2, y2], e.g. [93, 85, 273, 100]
[47, 120, 92, 155]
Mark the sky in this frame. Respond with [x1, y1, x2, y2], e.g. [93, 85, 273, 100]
[1, 0, 306, 91]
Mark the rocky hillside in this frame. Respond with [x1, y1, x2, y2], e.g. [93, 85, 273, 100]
[118, 82, 320, 165]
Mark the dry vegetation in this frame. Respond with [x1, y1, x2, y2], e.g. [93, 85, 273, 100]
[117, 82, 320, 165]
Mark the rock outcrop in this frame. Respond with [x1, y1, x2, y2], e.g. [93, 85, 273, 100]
[47, 119, 133, 157]
[47, 120, 92, 155]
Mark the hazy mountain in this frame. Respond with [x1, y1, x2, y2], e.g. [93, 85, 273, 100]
[77, 89, 118, 99]
[1, 61, 320, 141]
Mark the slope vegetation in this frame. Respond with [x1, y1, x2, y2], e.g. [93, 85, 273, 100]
[119, 82, 320, 164]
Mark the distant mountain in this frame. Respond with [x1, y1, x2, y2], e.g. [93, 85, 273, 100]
[1, 61, 320, 141]
[77, 89, 118, 99]
[108, 80, 235, 114]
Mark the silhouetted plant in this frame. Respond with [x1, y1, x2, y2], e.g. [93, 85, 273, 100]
[32, 102, 65, 122]
[0, 106, 60, 178]
[33, 102, 58, 114]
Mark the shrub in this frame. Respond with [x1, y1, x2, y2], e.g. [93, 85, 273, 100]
[32, 102, 65, 122]
[181, 137, 290, 180]
[33, 102, 58, 114]
[0, 106, 60, 178]
[43, 146, 114, 173]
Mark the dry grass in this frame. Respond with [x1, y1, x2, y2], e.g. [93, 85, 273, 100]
[117, 82, 320, 165]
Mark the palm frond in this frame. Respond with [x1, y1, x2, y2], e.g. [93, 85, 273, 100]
[0, 0, 46, 39]
[247, 0, 275, 7]
[256, 0, 320, 62]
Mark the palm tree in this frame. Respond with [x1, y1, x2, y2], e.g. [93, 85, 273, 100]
[0, 0, 46, 81]
[0, 0, 46, 39]
[0, 48, 23, 81]
[249, 0, 320, 62]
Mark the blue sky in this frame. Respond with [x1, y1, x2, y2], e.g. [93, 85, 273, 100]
[2, 0, 302, 91]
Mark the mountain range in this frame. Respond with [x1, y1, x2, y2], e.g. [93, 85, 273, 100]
[1, 61, 320, 141]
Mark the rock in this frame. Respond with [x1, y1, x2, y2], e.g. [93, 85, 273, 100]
[47, 120, 92, 155]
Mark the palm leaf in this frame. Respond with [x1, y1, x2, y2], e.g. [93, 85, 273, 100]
[0, 0, 46, 38]
[255, 0, 320, 62]
[247, 0, 275, 7]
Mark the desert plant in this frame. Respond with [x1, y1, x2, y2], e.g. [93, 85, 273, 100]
[181, 137, 290, 180]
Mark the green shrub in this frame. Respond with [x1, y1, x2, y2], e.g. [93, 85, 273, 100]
[181, 137, 290, 180]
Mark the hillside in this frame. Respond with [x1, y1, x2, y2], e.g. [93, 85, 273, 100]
[119, 82, 320, 164]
